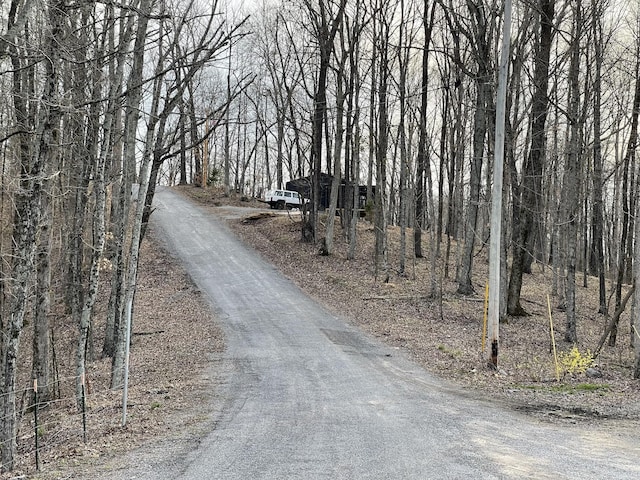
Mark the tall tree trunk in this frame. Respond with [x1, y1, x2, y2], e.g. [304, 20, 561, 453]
[397, 0, 409, 274]
[507, 0, 555, 315]
[188, 85, 202, 184]
[2, 0, 61, 467]
[33, 165, 54, 404]
[102, 6, 136, 359]
[306, 0, 347, 244]
[443, 52, 464, 279]
[347, 10, 362, 261]
[612, 48, 640, 347]
[562, 0, 584, 344]
[75, 119, 108, 407]
[179, 96, 188, 185]
[437, 84, 449, 258]
[75, 9, 113, 402]
[457, 1, 492, 295]
[111, 0, 153, 388]
[224, 43, 232, 193]
[414, 0, 435, 260]
[324, 41, 346, 256]
[589, 0, 607, 314]
[374, 13, 390, 282]
[635, 153, 640, 378]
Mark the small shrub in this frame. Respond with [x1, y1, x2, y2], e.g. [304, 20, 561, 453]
[558, 346, 594, 376]
[364, 200, 375, 222]
[207, 167, 220, 186]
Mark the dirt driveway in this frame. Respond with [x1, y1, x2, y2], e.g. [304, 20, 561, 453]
[92, 187, 638, 480]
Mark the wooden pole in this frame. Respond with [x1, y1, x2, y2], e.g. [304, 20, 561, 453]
[488, 0, 512, 368]
[33, 379, 40, 471]
[202, 115, 209, 188]
[548, 295, 560, 381]
[482, 282, 489, 353]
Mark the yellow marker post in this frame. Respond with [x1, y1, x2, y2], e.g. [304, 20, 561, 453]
[482, 282, 489, 353]
[34, 378, 40, 470]
[547, 294, 560, 381]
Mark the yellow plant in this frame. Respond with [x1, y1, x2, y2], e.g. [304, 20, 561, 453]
[558, 346, 593, 376]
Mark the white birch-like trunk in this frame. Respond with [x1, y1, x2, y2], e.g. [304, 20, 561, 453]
[634, 193, 640, 378]
[111, 0, 153, 389]
[33, 174, 53, 403]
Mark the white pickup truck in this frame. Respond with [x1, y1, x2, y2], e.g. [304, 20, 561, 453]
[264, 189, 307, 210]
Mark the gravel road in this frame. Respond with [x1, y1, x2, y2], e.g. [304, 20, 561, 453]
[109, 187, 639, 479]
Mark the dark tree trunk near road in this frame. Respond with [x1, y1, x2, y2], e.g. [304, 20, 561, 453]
[561, 0, 585, 344]
[32, 155, 54, 405]
[589, 0, 607, 314]
[507, 0, 555, 315]
[456, 0, 493, 295]
[612, 50, 640, 347]
[306, 0, 347, 244]
[414, 0, 435, 260]
[374, 5, 390, 281]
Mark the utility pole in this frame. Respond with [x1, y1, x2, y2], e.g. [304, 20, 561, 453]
[203, 113, 210, 188]
[488, 0, 512, 369]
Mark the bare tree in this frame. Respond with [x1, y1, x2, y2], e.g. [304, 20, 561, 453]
[303, 0, 347, 243]
[507, 0, 556, 315]
[1, 0, 64, 467]
[110, 0, 154, 388]
[560, 0, 586, 344]
[414, 0, 436, 260]
[373, 0, 392, 281]
[322, 15, 348, 256]
[588, 0, 607, 315]
[454, 0, 496, 295]
[610, 42, 640, 347]
[345, 7, 368, 261]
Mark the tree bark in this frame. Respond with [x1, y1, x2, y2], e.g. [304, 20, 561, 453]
[414, 0, 435, 260]
[457, 0, 493, 295]
[2, 0, 62, 467]
[589, 0, 607, 314]
[111, 0, 153, 388]
[346, 9, 363, 261]
[33, 166, 54, 404]
[562, 0, 584, 344]
[102, 4, 137, 359]
[374, 11, 390, 282]
[507, 0, 555, 315]
[306, 0, 347, 244]
[613, 47, 640, 347]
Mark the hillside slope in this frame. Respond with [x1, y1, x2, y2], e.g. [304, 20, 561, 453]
[182, 185, 640, 424]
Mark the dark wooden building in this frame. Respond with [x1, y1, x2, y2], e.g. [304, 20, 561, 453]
[286, 174, 371, 210]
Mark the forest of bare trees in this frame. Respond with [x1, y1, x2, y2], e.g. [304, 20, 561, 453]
[1, 0, 640, 472]
[0, 0, 248, 469]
